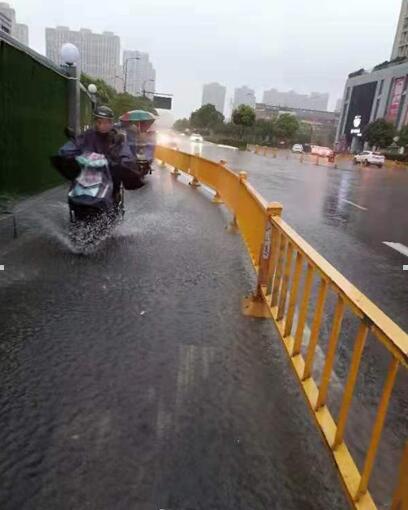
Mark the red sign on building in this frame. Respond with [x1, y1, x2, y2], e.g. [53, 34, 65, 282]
[387, 77, 405, 123]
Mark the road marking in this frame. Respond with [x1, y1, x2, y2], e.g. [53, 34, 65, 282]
[217, 144, 238, 150]
[341, 199, 367, 211]
[403, 265, 408, 271]
[383, 242, 408, 258]
[0, 265, 4, 271]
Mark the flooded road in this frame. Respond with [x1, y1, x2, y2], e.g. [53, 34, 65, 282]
[1, 143, 407, 509]
[0, 169, 349, 509]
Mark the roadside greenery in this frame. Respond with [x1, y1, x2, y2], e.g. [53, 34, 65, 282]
[362, 119, 395, 149]
[173, 103, 326, 147]
[80, 73, 157, 118]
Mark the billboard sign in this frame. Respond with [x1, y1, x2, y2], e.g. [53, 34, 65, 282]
[344, 82, 377, 143]
[386, 77, 405, 123]
[153, 95, 172, 110]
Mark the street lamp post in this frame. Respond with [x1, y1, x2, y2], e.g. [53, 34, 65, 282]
[87, 83, 97, 112]
[123, 57, 140, 94]
[61, 43, 80, 135]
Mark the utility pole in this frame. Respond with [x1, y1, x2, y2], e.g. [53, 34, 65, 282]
[123, 57, 140, 94]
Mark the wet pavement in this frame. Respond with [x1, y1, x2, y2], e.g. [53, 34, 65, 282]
[0, 169, 349, 509]
[173, 137, 408, 333]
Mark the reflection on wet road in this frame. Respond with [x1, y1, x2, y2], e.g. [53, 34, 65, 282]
[175, 137, 408, 332]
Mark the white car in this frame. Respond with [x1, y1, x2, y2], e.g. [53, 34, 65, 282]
[292, 144, 303, 153]
[190, 133, 203, 143]
[353, 151, 385, 168]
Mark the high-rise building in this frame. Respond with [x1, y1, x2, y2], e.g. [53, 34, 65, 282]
[122, 50, 156, 99]
[201, 82, 226, 114]
[335, 98, 343, 113]
[308, 92, 329, 110]
[0, 3, 29, 45]
[233, 86, 256, 109]
[14, 22, 28, 45]
[45, 26, 120, 89]
[0, 10, 11, 35]
[391, 0, 408, 59]
[263, 88, 329, 111]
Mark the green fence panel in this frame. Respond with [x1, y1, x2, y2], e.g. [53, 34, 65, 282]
[0, 37, 92, 200]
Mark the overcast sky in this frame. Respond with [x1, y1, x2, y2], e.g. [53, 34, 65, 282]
[10, 0, 403, 119]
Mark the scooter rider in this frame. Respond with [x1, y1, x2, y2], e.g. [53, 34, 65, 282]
[55, 106, 136, 201]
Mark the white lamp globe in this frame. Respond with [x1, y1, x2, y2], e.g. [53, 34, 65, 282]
[88, 83, 97, 94]
[60, 43, 80, 66]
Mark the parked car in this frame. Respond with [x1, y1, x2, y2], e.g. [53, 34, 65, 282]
[353, 151, 385, 168]
[311, 145, 334, 158]
[190, 133, 203, 143]
[292, 144, 303, 153]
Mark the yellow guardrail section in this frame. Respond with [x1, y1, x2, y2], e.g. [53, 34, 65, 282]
[154, 145, 408, 510]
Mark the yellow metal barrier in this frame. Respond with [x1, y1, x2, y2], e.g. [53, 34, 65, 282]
[155, 145, 408, 510]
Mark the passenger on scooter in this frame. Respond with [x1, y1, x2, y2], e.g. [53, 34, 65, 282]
[58, 106, 135, 200]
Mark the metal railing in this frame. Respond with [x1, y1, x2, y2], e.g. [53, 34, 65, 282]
[155, 145, 408, 510]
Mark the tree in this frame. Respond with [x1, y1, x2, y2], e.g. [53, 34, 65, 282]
[398, 125, 408, 148]
[363, 119, 395, 148]
[80, 73, 116, 106]
[80, 74, 157, 117]
[292, 122, 312, 145]
[173, 118, 190, 132]
[274, 113, 300, 142]
[232, 104, 256, 128]
[190, 104, 224, 130]
[252, 119, 275, 144]
[110, 93, 157, 117]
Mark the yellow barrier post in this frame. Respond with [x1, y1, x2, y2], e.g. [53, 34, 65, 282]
[263, 147, 268, 157]
[226, 171, 247, 233]
[355, 358, 399, 501]
[189, 176, 200, 188]
[273, 148, 277, 158]
[242, 202, 283, 318]
[212, 162, 226, 204]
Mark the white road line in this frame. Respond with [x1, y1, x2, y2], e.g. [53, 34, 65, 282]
[403, 265, 408, 271]
[341, 199, 367, 211]
[0, 265, 4, 271]
[383, 242, 408, 258]
[217, 144, 238, 150]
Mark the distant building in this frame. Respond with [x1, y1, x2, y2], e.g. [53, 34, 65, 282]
[14, 22, 28, 45]
[391, 0, 408, 59]
[262, 88, 329, 111]
[0, 10, 11, 35]
[122, 50, 156, 99]
[46, 26, 120, 90]
[0, 3, 29, 45]
[201, 82, 226, 114]
[233, 86, 256, 109]
[256, 103, 339, 146]
[336, 59, 408, 151]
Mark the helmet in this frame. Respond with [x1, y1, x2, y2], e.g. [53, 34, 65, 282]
[93, 105, 114, 120]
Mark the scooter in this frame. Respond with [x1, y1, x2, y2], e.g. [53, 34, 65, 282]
[51, 148, 125, 249]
